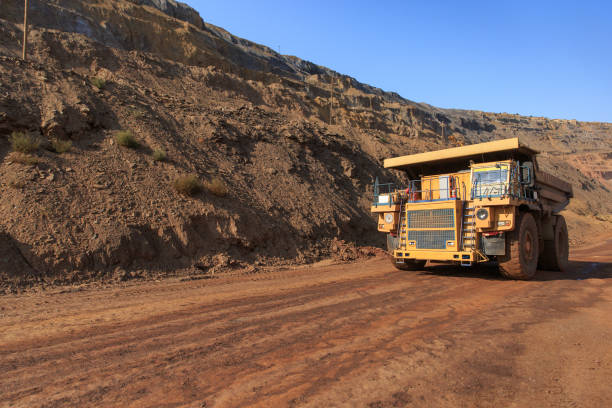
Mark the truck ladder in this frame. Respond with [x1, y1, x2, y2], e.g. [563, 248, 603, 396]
[460, 202, 488, 265]
[396, 196, 407, 258]
[461, 202, 476, 253]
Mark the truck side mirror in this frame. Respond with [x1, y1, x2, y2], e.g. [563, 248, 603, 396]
[521, 162, 535, 187]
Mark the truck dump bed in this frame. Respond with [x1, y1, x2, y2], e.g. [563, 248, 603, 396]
[535, 170, 573, 212]
[384, 138, 536, 170]
[384, 138, 572, 213]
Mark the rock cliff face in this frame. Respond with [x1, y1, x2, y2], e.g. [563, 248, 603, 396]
[128, 0, 206, 29]
[0, 0, 610, 289]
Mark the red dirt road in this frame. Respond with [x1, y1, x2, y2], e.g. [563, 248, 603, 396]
[1, 242, 611, 407]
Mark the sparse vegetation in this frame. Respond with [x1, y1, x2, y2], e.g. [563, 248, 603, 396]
[90, 77, 106, 89]
[205, 177, 228, 197]
[9, 131, 40, 153]
[51, 139, 73, 154]
[174, 174, 202, 196]
[152, 149, 167, 161]
[129, 107, 147, 119]
[115, 130, 139, 148]
[11, 153, 39, 166]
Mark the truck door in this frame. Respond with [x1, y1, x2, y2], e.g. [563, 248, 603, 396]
[439, 176, 449, 200]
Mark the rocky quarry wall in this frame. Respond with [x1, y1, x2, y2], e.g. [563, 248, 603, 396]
[0, 0, 610, 290]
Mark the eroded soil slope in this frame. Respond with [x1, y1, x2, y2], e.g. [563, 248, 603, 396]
[0, 0, 611, 288]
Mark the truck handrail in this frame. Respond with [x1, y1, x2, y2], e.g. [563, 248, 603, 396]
[373, 178, 465, 204]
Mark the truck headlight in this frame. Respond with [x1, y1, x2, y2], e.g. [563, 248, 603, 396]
[384, 213, 394, 224]
[476, 208, 489, 220]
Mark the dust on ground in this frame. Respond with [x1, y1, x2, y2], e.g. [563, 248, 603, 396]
[1, 239, 610, 407]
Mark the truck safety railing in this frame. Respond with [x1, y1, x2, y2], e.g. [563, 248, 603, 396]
[372, 177, 465, 206]
[372, 180, 398, 207]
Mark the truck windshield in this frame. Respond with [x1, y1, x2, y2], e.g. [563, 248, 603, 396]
[472, 166, 509, 198]
[475, 169, 508, 185]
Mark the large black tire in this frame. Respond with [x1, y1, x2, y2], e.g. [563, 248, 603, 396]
[498, 212, 539, 280]
[391, 257, 427, 271]
[538, 215, 569, 272]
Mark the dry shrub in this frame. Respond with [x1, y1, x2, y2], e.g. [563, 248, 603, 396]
[152, 149, 167, 161]
[9, 131, 39, 153]
[90, 77, 106, 89]
[10, 152, 39, 166]
[115, 130, 138, 148]
[174, 174, 202, 196]
[51, 139, 72, 153]
[205, 177, 228, 197]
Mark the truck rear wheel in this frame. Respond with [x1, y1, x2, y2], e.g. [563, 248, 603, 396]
[391, 257, 426, 271]
[499, 212, 539, 280]
[538, 215, 569, 272]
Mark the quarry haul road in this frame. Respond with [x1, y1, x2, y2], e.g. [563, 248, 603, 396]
[1, 242, 611, 408]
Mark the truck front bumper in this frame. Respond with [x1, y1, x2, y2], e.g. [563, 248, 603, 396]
[393, 250, 475, 262]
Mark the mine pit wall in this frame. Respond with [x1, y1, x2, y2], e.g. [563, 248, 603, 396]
[0, 48, 390, 288]
[0, 1, 611, 288]
[1, 208, 373, 288]
[2, 1, 610, 151]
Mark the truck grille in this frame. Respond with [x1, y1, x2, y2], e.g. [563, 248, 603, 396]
[407, 230, 455, 249]
[406, 209, 454, 229]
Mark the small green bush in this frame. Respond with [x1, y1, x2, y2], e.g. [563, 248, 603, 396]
[174, 174, 202, 196]
[9, 131, 39, 153]
[152, 149, 167, 161]
[90, 77, 106, 89]
[205, 177, 228, 197]
[115, 130, 139, 148]
[51, 139, 72, 153]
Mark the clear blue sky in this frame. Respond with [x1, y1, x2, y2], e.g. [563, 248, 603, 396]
[189, 1, 611, 122]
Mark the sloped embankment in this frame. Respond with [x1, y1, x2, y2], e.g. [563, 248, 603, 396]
[0, 0, 611, 289]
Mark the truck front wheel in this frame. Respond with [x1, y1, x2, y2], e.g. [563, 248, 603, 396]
[498, 212, 539, 280]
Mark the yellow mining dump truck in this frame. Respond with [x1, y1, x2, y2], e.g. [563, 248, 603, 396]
[371, 138, 573, 280]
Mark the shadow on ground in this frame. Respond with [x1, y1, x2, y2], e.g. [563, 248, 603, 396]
[419, 260, 612, 282]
